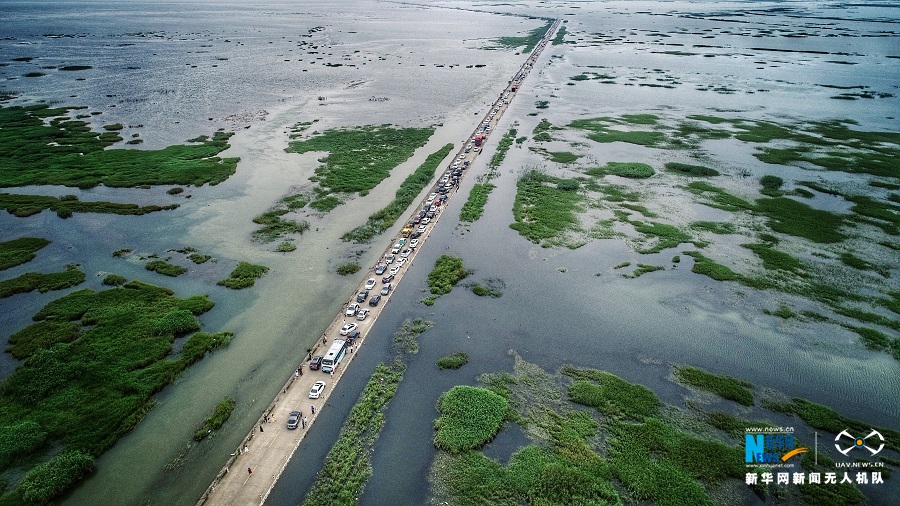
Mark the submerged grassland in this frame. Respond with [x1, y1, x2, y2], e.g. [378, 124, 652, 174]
[0, 281, 232, 504]
[0, 237, 51, 271]
[503, 112, 898, 359]
[428, 356, 894, 505]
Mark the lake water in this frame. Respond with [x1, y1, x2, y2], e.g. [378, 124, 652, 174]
[1, 0, 897, 505]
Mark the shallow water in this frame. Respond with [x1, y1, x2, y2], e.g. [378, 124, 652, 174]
[1, 0, 898, 505]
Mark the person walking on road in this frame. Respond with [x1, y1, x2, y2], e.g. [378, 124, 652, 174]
[248, 468, 253, 476]
[311, 405, 315, 415]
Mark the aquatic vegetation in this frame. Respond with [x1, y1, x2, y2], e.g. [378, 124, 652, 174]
[742, 243, 803, 273]
[437, 352, 469, 370]
[491, 21, 553, 53]
[303, 319, 429, 506]
[470, 282, 502, 297]
[433, 386, 509, 453]
[551, 25, 567, 45]
[489, 129, 517, 169]
[217, 261, 269, 289]
[531, 118, 555, 142]
[335, 262, 360, 276]
[187, 253, 212, 264]
[145, 260, 187, 277]
[570, 117, 668, 147]
[0, 193, 179, 218]
[426, 255, 469, 296]
[628, 220, 694, 253]
[342, 143, 453, 243]
[0, 237, 50, 270]
[458, 183, 495, 223]
[586, 162, 655, 179]
[251, 208, 310, 243]
[624, 264, 664, 278]
[674, 366, 754, 406]
[665, 162, 720, 176]
[0, 104, 238, 188]
[101, 274, 126, 286]
[683, 181, 754, 212]
[509, 170, 585, 247]
[689, 221, 736, 234]
[284, 124, 433, 212]
[193, 397, 235, 442]
[755, 197, 846, 244]
[0, 265, 85, 298]
[564, 367, 660, 420]
[0, 281, 229, 503]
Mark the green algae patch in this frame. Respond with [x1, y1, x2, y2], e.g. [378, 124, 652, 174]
[0, 193, 179, 218]
[0, 265, 85, 298]
[0, 281, 229, 503]
[426, 255, 469, 296]
[674, 366, 754, 406]
[193, 397, 235, 442]
[510, 170, 584, 247]
[284, 124, 433, 212]
[0, 104, 238, 188]
[343, 143, 453, 243]
[434, 386, 509, 453]
[437, 352, 469, 370]
[586, 162, 655, 179]
[217, 261, 269, 289]
[0, 237, 50, 270]
[144, 260, 187, 277]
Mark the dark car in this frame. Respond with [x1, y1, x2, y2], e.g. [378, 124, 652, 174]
[413, 216, 422, 224]
[346, 330, 360, 344]
[356, 290, 369, 303]
[382, 273, 395, 284]
[309, 356, 323, 370]
[287, 411, 301, 430]
[369, 294, 382, 306]
[374, 264, 387, 275]
[411, 231, 422, 239]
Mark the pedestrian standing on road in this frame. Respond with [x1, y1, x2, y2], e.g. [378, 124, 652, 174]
[330, 370, 334, 378]
[259, 425, 264, 433]
[301, 418, 306, 429]
[311, 405, 315, 415]
[248, 467, 253, 476]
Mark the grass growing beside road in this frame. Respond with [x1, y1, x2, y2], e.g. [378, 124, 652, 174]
[491, 20, 553, 53]
[303, 319, 431, 506]
[0, 281, 230, 505]
[285, 125, 433, 212]
[458, 183, 494, 223]
[0, 103, 239, 189]
[0, 237, 50, 270]
[342, 143, 453, 243]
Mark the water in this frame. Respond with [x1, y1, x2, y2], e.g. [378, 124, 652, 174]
[1, 1, 898, 505]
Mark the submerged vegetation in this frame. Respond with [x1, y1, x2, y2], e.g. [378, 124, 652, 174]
[491, 21, 553, 53]
[459, 183, 495, 223]
[426, 255, 470, 297]
[0, 104, 238, 189]
[0, 281, 230, 504]
[217, 261, 269, 289]
[336, 262, 361, 276]
[510, 170, 584, 247]
[145, 260, 187, 277]
[284, 125, 433, 212]
[674, 366, 755, 406]
[433, 386, 509, 453]
[0, 193, 178, 218]
[0, 237, 50, 271]
[437, 352, 469, 370]
[303, 319, 431, 506]
[251, 209, 310, 243]
[193, 398, 236, 442]
[586, 162, 655, 179]
[343, 143, 453, 243]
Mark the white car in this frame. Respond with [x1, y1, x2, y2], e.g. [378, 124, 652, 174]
[389, 265, 401, 275]
[309, 381, 326, 399]
[340, 323, 358, 335]
[429, 193, 438, 199]
[417, 225, 427, 233]
[397, 257, 407, 267]
[409, 239, 419, 248]
[345, 303, 360, 317]
[421, 218, 431, 225]
[400, 248, 412, 258]
[356, 308, 370, 321]
[364, 278, 376, 290]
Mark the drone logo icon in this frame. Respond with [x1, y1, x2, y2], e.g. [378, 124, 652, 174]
[834, 429, 885, 456]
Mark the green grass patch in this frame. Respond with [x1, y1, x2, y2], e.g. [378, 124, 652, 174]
[193, 397, 235, 442]
[764, 398, 900, 452]
[569, 117, 669, 148]
[624, 264, 664, 278]
[0, 237, 50, 270]
[216, 261, 268, 289]
[755, 197, 846, 243]
[629, 220, 694, 253]
[689, 221, 736, 234]
[742, 243, 803, 273]
[102, 274, 126, 286]
[342, 143, 454, 243]
[491, 21, 553, 53]
[683, 181, 754, 212]
[458, 183, 495, 223]
[251, 209, 310, 243]
[586, 161, 655, 179]
[547, 151, 579, 164]
[336, 262, 360, 276]
[664, 162, 720, 176]
[145, 260, 186, 277]
[0, 281, 228, 501]
[470, 282, 502, 297]
[437, 352, 469, 370]
[563, 366, 660, 421]
[0, 265, 85, 298]
[674, 366, 754, 406]
[531, 118, 555, 143]
[427, 255, 469, 296]
[0, 193, 178, 218]
[187, 253, 211, 264]
[509, 170, 584, 247]
[284, 124, 433, 212]
[0, 103, 239, 189]
[434, 386, 509, 453]
[489, 129, 517, 170]
[551, 25, 567, 45]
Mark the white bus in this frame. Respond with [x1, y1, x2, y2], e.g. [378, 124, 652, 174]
[321, 339, 347, 373]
